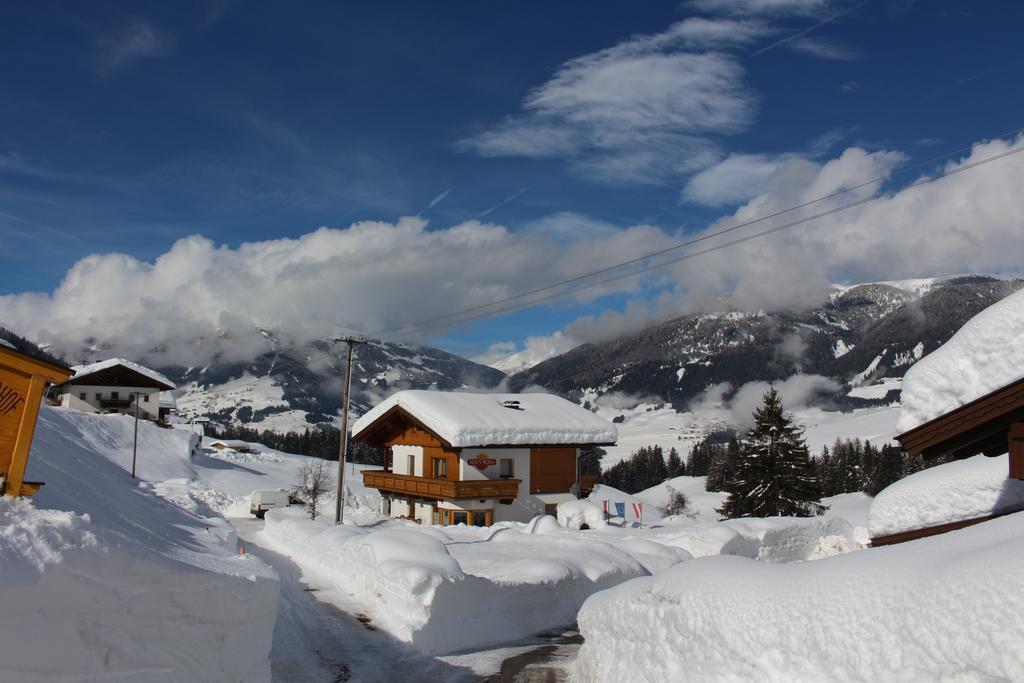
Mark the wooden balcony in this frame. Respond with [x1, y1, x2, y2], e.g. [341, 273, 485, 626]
[362, 470, 521, 500]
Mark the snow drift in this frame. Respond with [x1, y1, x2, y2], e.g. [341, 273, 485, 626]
[576, 511, 1024, 681]
[262, 507, 677, 654]
[869, 453, 1024, 538]
[5, 407, 279, 682]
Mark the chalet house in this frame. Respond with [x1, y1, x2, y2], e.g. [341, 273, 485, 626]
[877, 375, 1024, 546]
[52, 358, 176, 422]
[352, 390, 617, 527]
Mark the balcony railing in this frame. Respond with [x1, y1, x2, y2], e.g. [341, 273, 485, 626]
[99, 398, 133, 408]
[362, 470, 521, 500]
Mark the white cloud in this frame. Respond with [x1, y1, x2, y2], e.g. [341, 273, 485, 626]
[787, 36, 861, 60]
[688, 0, 839, 17]
[474, 331, 579, 374]
[688, 374, 840, 428]
[669, 135, 1024, 312]
[96, 22, 173, 74]
[682, 152, 801, 205]
[0, 217, 678, 367]
[520, 211, 621, 241]
[460, 22, 758, 184]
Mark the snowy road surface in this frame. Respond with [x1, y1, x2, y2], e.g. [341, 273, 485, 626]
[232, 518, 478, 682]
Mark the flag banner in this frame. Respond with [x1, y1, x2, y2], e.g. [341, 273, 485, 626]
[602, 499, 608, 514]
[614, 502, 625, 518]
[632, 501, 643, 519]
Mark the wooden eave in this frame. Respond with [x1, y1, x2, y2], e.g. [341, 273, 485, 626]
[0, 346, 72, 383]
[352, 405, 455, 449]
[896, 375, 1024, 460]
[352, 404, 616, 450]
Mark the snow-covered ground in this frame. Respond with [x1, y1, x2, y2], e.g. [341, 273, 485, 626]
[575, 510, 1024, 681]
[4, 398, 943, 679]
[14, 407, 278, 682]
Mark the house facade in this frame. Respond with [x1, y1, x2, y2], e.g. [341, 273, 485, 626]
[352, 391, 616, 526]
[52, 358, 176, 422]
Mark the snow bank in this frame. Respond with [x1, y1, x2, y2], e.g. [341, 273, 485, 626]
[352, 390, 617, 447]
[869, 453, 1024, 537]
[262, 508, 670, 654]
[557, 499, 607, 529]
[898, 286, 1024, 432]
[11, 407, 279, 682]
[576, 511, 1024, 681]
[722, 516, 860, 562]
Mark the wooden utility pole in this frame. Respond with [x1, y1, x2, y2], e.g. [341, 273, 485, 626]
[130, 392, 141, 479]
[333, 336, 366, 524]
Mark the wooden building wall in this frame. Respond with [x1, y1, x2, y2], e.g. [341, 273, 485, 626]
[529, 447, 576, 494]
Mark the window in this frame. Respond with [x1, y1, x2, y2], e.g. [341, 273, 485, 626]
[407, 454, 416, 476]
[472, 511, 489, 527]
[143, 394, 150, 403]
[500, 458, 514, 478]
[111, 391, 119, 400]
[432, 458, 447, 479]
[78, 393, 86, 401]
[95, 393, 101, 401]
[432, 506, 439, 525]
[544, 504, 559, 517]
[451, 511, 468, 526]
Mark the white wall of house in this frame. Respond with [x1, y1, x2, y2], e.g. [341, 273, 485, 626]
[413, 501, 435, 525]
[60, 385, 161, 420]
[390, 445, 423, 476]
[390, 497, 411, 518]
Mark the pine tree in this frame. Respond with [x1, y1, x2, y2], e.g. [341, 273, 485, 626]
[666, 447, 684, 478]
[863, 443, 904, 496]
[718, 389, 828, 518]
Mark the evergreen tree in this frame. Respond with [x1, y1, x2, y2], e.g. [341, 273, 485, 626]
[718, 389, 827, 518]
[686, 438, 715, 477]
[666, 447, 684, 478]
[863, 444, 905, 496]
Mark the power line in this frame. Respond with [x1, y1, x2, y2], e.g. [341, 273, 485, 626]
[371, 126, 1024, 339]
[172, 129, 1024, 404]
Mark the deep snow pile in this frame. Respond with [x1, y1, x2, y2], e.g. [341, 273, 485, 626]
[10, 407, 279, 682]
[352, 390, 617, 447]
[261, 507, 685, 654]
[575, 512, 1024, 682]
[869, 453, 1024, 537]
[898, 286, 1024, 432]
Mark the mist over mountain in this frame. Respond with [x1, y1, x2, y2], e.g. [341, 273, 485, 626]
[508, 275, 1024, 412]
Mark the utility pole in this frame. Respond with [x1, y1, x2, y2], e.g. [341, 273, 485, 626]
[333, 336, 366, 524]
[130, 392, 142, 478]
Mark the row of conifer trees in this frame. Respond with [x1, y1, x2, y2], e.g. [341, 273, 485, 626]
[600, 388, 940, 518]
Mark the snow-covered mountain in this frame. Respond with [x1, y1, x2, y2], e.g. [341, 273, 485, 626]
[159, 337, 505, 433]
[510, 275, 1024, 410]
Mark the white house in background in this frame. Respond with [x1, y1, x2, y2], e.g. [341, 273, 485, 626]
[352, 390, 617, 526]
[52, 358, 176, 422]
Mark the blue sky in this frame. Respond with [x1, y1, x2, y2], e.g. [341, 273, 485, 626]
[2, 1, 1023, 366]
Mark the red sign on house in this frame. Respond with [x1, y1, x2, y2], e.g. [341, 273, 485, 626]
[468, 457, 496, 470]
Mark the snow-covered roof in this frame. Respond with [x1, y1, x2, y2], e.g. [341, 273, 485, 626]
[897, 286, 1024, 433]
[0, 338, 15, 350]
[868, 454, 1024, 538]
[352, 390, 617, 447]
[68, 358, 176, 390]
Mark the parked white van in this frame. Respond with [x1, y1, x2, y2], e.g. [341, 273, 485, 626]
[250, 490, 294, 518]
